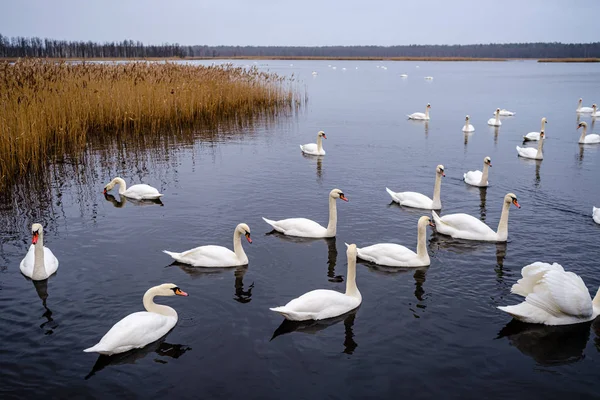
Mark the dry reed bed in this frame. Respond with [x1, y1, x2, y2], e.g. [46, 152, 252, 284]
[0, 59, 299, 184]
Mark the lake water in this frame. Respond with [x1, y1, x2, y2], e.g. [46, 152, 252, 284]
[1, 59, 600, 399]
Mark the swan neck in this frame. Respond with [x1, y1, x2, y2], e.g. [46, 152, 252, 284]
[537, 136, 544, 158]
[495, 113, 500, 123]
[496, 200, 511, 241]
[480, 163, 489, 185]
[114, 177, 127, 194]
[345, 253, 360, 299]
[32, 232, 46, 280]
[432, 173, 442, 209]
[579, 126, 587, 143]
[425, 107, 429, 118]
[317, 135, 323, 152]
[143, 287, 177, 318]
[541, 119, 546, 131]
[416, 222, 428, 258]
[233, 229, 248, 264]
[325, 196, 337, 236]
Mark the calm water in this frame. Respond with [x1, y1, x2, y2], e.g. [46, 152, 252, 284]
[1, 60, 600, 399]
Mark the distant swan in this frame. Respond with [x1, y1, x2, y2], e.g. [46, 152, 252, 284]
[400, 74, 408, 78]
[270, 244, 361, 321]
[432, 193, 520, 242]
[300, 131, 327, 156]
[498, 262, 600, 326]
[262, 189, 348, 238]
[523, 117, 548, 141]
[163, 223, 252, 267]
[463, 156, 492, 187]
[462, 115, 475, 132]
[386, 165, 445, 209]
[592, 104, 600, 117]
[103, 177, 163, 200]
[498, 109, 516, 116]
[407, 103, 431, 120]
[516, 131, 544, 160]
[576, 98, 594, 113]
[83, 283, 188, 355]
[424, 76, 433, 80]
[355, 216, 434, 267]
[487, 108, 502, 126]
[20, 224, 59, 281]
[577, 122, 600, 144]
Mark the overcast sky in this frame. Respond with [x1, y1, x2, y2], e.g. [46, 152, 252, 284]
[1, 0, 598, 46]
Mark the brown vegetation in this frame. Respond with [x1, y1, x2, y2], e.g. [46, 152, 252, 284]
[537, 58, 600, 63]
[0, 59, 300, 185]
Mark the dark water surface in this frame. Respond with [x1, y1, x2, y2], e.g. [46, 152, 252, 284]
[1, 60, 600, 399]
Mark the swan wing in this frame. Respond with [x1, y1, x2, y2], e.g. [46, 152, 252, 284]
[357, 243, 422, 267]
[511, 262, 564, 297]
[526, 270, 593, 319]
[168, 245, 238, 267]
[523, 131, 540, 141]
[270, 289, 358, 321]
[84, 312, 176, 355]
[389, 191, 433, 209]
[594, 207, 600, 224]
[583, 134, 600, 143]
[435, 212, 495, 237]
[19, 245, 35, 277]
[43, 246, 59, 276]
[262, 217, 327, 237]
[124, 184, 162, 199]
[516, 146, 538, 159]
[408, 112, 426, 120]
[300, 143, 318, 153]
[464, 170, 483, 185]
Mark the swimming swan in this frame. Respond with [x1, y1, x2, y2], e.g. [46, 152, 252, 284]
[463, 156, 492, 187]
[83, 283, 188, 355]
[462, 115, 475, 132]
[577, 122, 600, 144]
[300, 131, 327, 156]
[523, 117, 548, 141]
[103, 177, 163, 200]
[19, 223, 59, 281]
[516, 131, 544, 160]
[407, 104, 431, 120]
[487, 108, 502, 126]
[270, 244, 361, 321]
[386, 165, 445, 209]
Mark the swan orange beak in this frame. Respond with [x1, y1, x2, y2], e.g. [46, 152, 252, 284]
[428, 221, 435, 227]
[103, 188, 107, 194]
[32, 232, 39, 245]
[175, 288, 188, 296]
[322, 134, 327, 139]
[513, 200, 521, 208]
[245, 232, 252, 243]
[340, 194, 348, 202]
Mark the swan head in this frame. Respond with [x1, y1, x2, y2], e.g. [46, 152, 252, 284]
[465, 115, 470, 121]
[539, 130, 545, 138]
[330, 188, 348, 202]
[418, 215, 435, 228]
[157, 283, 188, 297]
[436, 165, 445, 177]
[578, 121, 587, 129]
[103, 177, 121, 194]
[318, 130, 327, 139]
[31, 223, 43, 244]
[484, 156, 492, 167]
[495, 108, 500, 114]
[426, 103, 431, 109]
[236, 223, 252, 243]
[593, 104, 598, 111]
[504, 193, 521, 209]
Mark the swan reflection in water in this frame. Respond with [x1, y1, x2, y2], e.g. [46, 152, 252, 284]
[31, 279, 58, 335]
[85, 335, 191, 379]
[463, 130, 474, 151]
[301, 153, 324, 184]
[266, 232, 343, 282]
[465, 184, 487, 222]
[173, 264, 254, 304]
[497, 318, 600, 366]
[103, 193, 164, 208]
[493, 126, 500, 146]
[271, 309, 358, 355]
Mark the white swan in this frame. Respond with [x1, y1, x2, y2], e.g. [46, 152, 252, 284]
[462, 115, 475, 132]
[355, 216, 434, 267]
[576, 98, 594, 113]
[386, 165, 445, 210]
[594, 207, 600, 224]
[516, 131, 544, 160]
[498, 262, 600, 326]
[407, 103, 431, 120]
[523, 117, 548, 141]
[163, 223, 251, 267]
[400, 74, 408, 78]
[262, 189, 348, 238]
[424, 76, 433, 80]
[592, 104, 600, 117]
[270, 244, 361, 321]
[83, 283, 188, 355]
[578, 122, 600, 144]
[300, 131, 327, 156]
[103, 177, 163, 200]
[463, 156, 492, 187]
[431, 193, 520, 242]
[487, 108, 502, 126]
[19, 223, 59, 281]
[497, 109, 516, 116]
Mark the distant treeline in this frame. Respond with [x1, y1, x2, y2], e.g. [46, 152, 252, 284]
[1, 33, 599, 59]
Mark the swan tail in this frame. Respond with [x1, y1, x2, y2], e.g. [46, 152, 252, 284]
[431, 210, 442, 226]
[497, 303, 546, 324]
[385, 187, 398, 202]
[83, 343, 104, 353]
[270, 307, 311, 321]
[299, 145, 304, 151]
[262, 217, 277, 229]
[463, 173, 467, 181]
[162, 250, 181, 259]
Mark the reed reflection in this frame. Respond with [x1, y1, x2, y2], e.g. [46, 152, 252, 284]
[84, 335, 191, 379]
[497, 319, 592, 366]
[270, 310, 358, 355]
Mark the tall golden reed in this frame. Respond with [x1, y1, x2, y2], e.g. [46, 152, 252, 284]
[0, 59, 299, 185]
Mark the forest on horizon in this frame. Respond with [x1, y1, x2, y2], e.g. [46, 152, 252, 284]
[1, 33, 599, 59]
